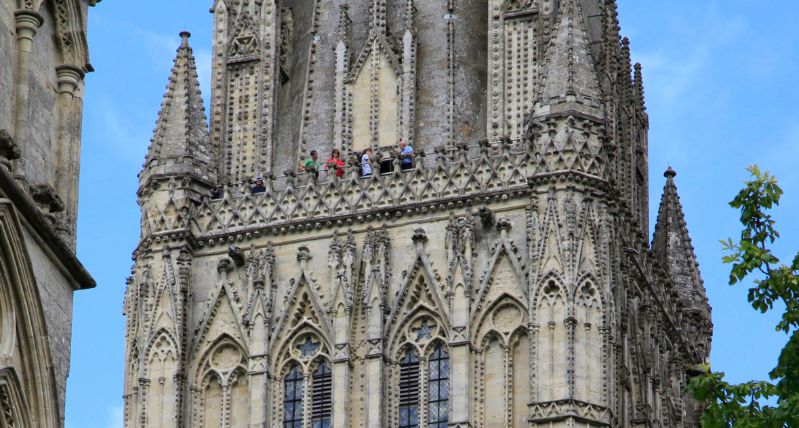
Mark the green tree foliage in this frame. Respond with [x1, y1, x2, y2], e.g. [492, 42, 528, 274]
[689, 165, 799, 427]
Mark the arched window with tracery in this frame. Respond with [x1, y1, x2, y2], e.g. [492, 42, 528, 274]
[427, 343, 449, 428]
[399, 348, 421, 428]
[283, 364, 304, 428]
[536, 278, 568, 401]
[574, 280, 603, 404]
[311, 361, 332, 428]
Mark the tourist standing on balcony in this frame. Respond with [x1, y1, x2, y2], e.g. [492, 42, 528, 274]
[326, 149, 345, 178]
[251, 177, 266, 194]
[361, 148, 373, 177]
[301, 150, 321, 178]
[399, 139, 414, 170]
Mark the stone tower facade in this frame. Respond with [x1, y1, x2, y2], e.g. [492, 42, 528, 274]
[125, 1, 713, 427]
[0, 0, 97, 427]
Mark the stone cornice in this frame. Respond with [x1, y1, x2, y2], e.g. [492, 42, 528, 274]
[0, 166, 94, 290]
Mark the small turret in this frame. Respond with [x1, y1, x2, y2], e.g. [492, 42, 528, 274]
[534, 0, 603, 120]
[652, 167, 713, 361]
[140, 31, 214, 187]
[138, 32, 215, 237]
[528, 0, 607, 177]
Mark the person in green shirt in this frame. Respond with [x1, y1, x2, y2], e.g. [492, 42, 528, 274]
[301, 150, 320, 178]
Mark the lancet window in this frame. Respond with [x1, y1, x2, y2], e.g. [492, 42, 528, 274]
[399, 349, 421, 428]
[283, 364, 304, 428]
[427, 344, 450, 427]
[311, 361, 332, 428]
[278, 333, 333, 428]
[396, 333, 451, 428]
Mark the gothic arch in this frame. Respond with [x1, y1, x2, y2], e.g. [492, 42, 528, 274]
[477, 325, 534, 428]
[474, 293, 528, 346]
[471, 236, 528, 332]
[573, 277, 605, 404]
[192, 335, 248, 428]
[532, 275, 569, 402]
[0, 202, 58, 428]
[272, 340, 334, 428]
[385, 254, 449, 346]
[269, 272, 334, 371]
[387, 305, 450, 359]
[142, 329, 178, 378]
[271, 323, 332, 374]
[143, 330, 180, 427]
[195, 334, 248, 383]
[21, 0, 91, 68]
[0, 369, 33, 428]
[530, 271, 567, 314]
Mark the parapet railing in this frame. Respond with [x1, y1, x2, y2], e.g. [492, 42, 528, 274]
[189, 142, 540, 236]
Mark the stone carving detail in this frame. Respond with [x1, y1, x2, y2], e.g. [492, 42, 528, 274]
[189, 144, 534, 237]
[125, 2, 713, 427]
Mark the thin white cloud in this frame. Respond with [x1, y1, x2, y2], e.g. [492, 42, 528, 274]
[631, 9, 746, 105]
[89, 98, 150, 166]
[106, 406, 124, 428]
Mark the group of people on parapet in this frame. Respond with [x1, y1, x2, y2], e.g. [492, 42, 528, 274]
[243, 139, 415, 195]
[299, 139, 414, 179]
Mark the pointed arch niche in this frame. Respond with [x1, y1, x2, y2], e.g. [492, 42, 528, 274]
[474, 295, 530, 428]
[350, 38, 401, 151]
[574, 277, 604, 405]
[194, 336, 248, 428]
[144, 331, 179, 427]
[0, 202, 60, 428]
[534, 276, 568, 402]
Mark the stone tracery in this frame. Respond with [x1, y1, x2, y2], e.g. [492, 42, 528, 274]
[125, 1, 713, 427]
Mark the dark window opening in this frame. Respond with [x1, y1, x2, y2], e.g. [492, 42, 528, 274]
[399, 349, 421, 428]
[427, 344, 450, 428]
[283, 364, 304, 428]
[311, 361, 333, 428]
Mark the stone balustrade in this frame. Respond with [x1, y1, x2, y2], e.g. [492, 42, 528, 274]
[189, 142, 537, 236]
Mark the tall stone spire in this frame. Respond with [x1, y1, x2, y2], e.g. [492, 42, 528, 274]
[652, 167, 712, 360]
[534, 0, 603, 119]
[141, 32, 213, 186]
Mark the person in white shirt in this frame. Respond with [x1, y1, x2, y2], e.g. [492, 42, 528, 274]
[361, 148, 373, 177]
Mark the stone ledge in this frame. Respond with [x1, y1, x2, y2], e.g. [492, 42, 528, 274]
[0, 165, 94, 290]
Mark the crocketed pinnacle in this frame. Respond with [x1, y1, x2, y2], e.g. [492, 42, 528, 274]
[142, 31, 213, 182]
[652, 167, 707, 309]
[536, 0, 603, 117]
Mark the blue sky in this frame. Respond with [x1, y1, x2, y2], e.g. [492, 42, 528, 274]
[66, 1, 799, 427]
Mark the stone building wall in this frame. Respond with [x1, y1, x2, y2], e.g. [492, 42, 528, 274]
[125, 1, 712, 427]
[0, 1, 96, 427]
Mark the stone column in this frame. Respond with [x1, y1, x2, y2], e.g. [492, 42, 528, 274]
[248, 355, 269, 427]
[332, 357, 350, 428]
[449, 343, 471, 427]
[12, 10, 43, 153]
[248, 283, 270, 427]
[54, 65, 85, 246]
[364, 343, 383, 428]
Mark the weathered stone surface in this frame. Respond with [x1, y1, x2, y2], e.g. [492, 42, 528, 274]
[127, 1, 712, 427]
[0, 1, 96, 427]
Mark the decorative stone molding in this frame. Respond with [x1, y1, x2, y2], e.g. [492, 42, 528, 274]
[30, 184, 65, 213]
[0, 131, 20, 161]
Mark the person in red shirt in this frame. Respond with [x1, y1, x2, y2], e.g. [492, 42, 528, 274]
[326, 149, 345, 178]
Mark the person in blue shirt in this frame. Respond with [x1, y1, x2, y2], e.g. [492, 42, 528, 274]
[399, 139, 414, 170]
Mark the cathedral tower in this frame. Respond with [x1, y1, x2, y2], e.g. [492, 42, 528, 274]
[126, 1, 712, 427]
